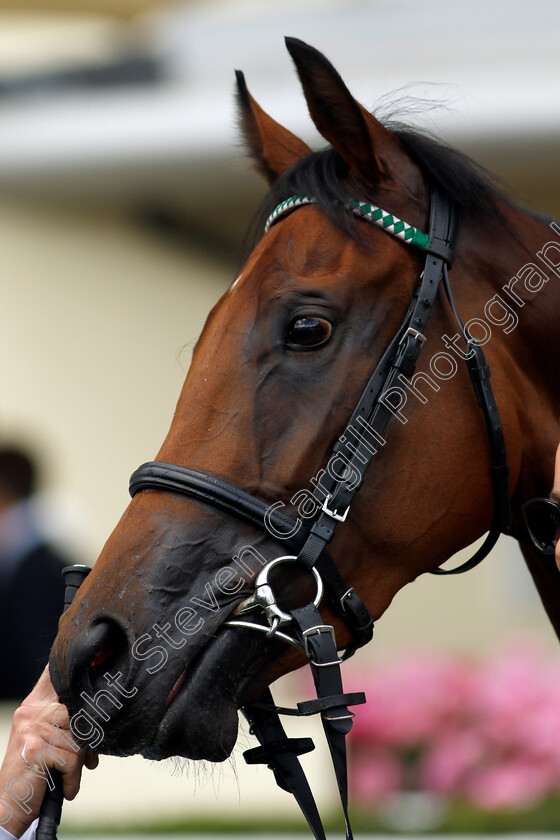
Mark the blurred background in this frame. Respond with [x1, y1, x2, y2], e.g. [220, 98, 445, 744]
[1, 0, 560, 833]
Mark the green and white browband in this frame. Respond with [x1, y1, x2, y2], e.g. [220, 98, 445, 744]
[265, 194, 431, 251]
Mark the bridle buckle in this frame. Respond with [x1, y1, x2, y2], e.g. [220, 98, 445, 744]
[301, 624, 337, 660]
[339, 587, 356, 612]
[400, 326, 427, 345]
[322, 494, 349, 522]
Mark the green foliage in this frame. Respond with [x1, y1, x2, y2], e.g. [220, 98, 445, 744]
[62, 795, 560, 835]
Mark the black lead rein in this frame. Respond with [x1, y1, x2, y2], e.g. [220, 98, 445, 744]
[129, 187, 510, 840]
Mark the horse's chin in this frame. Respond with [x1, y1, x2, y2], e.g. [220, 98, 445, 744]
[142, 631, 243, 762]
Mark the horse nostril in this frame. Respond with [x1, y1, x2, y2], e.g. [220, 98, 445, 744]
[65, 617, 131, 703]
[90, 644, 116, 669]
[86, 619, 128, 677]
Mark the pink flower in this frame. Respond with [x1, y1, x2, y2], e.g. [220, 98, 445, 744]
[349, 749, 402, 800]
[467, 759, 559, 810]
[341, 641, 560, 812]
[420, 732, 486, 794]
[346, 652, 473, 748]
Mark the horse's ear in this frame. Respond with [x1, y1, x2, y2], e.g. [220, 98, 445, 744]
[285, 37, 404, 182]
[235, 70, 311, 184]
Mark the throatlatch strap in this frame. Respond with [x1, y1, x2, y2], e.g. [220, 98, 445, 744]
[430, 298, 511, 574]
[426, 260, 511, 574]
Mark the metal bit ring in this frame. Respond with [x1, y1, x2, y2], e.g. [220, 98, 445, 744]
[234, 554, 323, 629]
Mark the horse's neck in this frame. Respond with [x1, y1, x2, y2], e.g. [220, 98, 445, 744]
[463, 202, 560, 498]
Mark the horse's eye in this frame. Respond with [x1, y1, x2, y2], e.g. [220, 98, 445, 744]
[286, 316, 332, 348]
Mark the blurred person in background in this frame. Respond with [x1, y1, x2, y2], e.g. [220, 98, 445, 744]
[0, 446, 68, 701]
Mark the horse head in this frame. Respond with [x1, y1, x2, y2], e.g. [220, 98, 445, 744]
[50, 38, 560, 763]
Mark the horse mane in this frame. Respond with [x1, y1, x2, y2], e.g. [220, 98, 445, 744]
[243, 120, 523, 257]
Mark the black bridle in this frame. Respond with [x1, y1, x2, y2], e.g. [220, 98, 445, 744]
[129, 188, 510, 840]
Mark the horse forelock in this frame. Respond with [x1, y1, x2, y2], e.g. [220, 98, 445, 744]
[243, 117, 528, 267]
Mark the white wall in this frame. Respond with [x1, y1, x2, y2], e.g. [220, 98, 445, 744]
[1, 196, 230, 559]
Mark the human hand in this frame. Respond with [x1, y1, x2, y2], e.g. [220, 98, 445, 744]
[0, 667, 98, 838]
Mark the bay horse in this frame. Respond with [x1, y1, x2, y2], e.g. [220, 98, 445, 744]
[50, 38, 560, 779]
